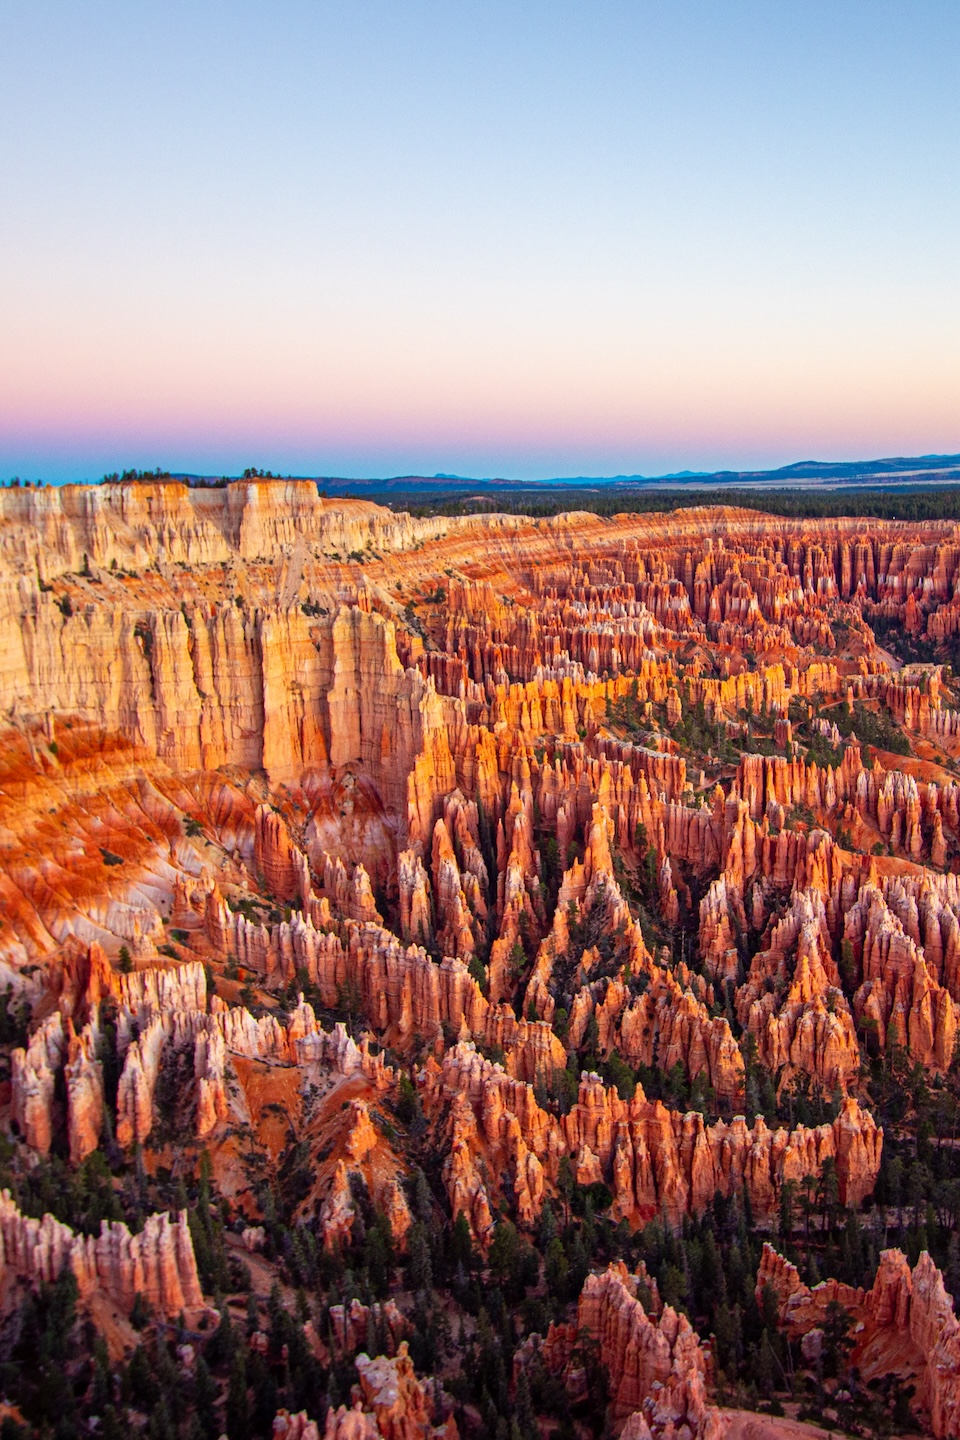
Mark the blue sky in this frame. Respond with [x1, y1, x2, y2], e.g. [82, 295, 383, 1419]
[1, 2, 958, 481]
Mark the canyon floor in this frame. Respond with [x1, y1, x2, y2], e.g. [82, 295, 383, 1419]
[2, 479, 959, 1440]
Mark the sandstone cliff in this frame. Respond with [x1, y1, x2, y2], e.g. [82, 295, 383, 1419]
[11, 487, 960, 1438]
[0, 1190, 203, 1318]
[521, 1261, 727, 1439]
[756, 1242, 960, 1439]
[427, 1042, 881, 1238]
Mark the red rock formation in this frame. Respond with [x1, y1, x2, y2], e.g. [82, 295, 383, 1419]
[354, 1343, 457, 1440]
[11, 1013, 64, 1153]
[8, 486, 950, 866]
[256, 805, 311, 903]
[320, 1160, 360, 1251]
[526, 1262, 726, 1438]
[116, 1013, 167, 1147]
[397, 850, 433, 947]
[65, 1019, 104, 1165]
[842, 879, 960, 1069]
[329, 1299, 411, 1357]
[18, 493, 960, 1392]
[0, 1191, 203, 1317]
[321, 854, 381, 924]
[312, 1099, 412, 1253]
[193, 1025, 230, 1139]
[572, 973, 743, 1106]
[430, 817, 482, 960]
[738, 888, 861, 1096]
[756, 1242, 960, 1439]
[14, 940, 398, 1160]
[428, 1043, 881, 1236]
[271, 1412, 322, 1440]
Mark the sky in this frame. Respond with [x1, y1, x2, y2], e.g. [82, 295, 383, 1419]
[1, 1, 959, 483]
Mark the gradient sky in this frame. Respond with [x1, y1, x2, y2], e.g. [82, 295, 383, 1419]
[1, 2, 959, 482]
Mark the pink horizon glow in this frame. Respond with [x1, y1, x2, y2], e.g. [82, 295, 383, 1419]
[2, 5, 958, 483]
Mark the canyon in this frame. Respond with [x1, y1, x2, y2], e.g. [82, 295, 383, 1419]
[5, 479, 960, 1437]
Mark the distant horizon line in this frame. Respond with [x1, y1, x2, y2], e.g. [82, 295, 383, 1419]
[5, 448, 960, 491]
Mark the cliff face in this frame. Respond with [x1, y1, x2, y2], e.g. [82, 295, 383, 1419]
[3, 486, 956, 832]
[0, 479, 536, 580]
[0, 1190, 203, 1319]
[3, 592, 439, 794]
[426, 1041, 880, 1237]
[756, 1242, 960, 1439]
[522, 1261, 727, 1439]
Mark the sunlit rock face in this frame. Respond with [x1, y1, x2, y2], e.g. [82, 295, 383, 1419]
[10, 481, 960, 1434]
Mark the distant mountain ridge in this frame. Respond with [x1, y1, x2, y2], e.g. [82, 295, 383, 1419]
[304, 452, 960, 495]
[145, 451, 960, 495]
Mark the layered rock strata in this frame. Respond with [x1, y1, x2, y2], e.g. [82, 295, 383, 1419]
[427, 1042, 881, 1239]
[0, 1190, 203, 1317]
[521, 1261, 726, 1438]
[756, 1243, 960, 1440]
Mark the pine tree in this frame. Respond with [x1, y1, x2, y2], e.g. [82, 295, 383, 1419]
[408, 1222, 433, 1292]
[412, 1168, 433, 1222]
[193, 1356, 217, 1440]
[226, 1349, 251, 1440]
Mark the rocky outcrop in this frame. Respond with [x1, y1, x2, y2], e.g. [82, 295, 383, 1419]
[116, 1013, 167, 1147]
[307, 1344, 458, 1440]
[845, 882, 960, 1070]
[319, 1160, 358, 1252]
[397, 850, 433, 947]
[430, 816, 484, 960]
[65, 1019, 104, 1165]
[0, 570, 449, 818]
[579, 1265, 726, 1438]
[524, 1262, 726, 1438]
[329, 1299, 411, 1357]
[568, 972, 744, 1106]
[256, 805, 312, 904]
[322, 855, 380, 925]
[314, 1100, 412, 1253]
[13, 934, 394, 1159]
[0, 1190, 203, 1317]
[12, 945, 192, 1155]
[428, 1043, 881, 1237]
[11, 1013, 65, 1152]
[193, 1024, 230, 1139]
[221, 895, 561, 1082]
[272, 1412, 322, 1440]
[354, 1343, 457, 1440]
[756, 1242, 960, 1439]
[738, 888, 861, 1096]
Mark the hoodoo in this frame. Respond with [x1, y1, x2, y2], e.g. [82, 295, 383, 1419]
[6, 481, 960, 1437]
